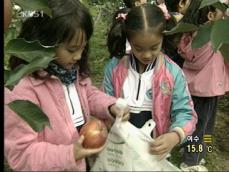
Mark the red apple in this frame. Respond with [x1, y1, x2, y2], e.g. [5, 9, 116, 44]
[4, 0, 12, 32]
[80, 119, 108, 149]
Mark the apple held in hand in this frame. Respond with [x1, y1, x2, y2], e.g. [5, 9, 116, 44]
[80, 119, 108, 149]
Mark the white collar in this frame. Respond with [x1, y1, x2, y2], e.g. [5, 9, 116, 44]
[130, 54, 157, 73]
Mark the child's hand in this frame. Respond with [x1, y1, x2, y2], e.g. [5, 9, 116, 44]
[109, 98, 130, 121]
[73, 135, 106, 161]
[109, 104, 130, 121]
[150, 132, 180, 160]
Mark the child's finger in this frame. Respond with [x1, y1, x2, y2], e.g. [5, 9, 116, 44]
[124, 107, 130, 114]
[151, 138, 164, 147]
[150, 143, 169, 156]
[78, 135, 84, 145]
[151, 144, 167, 153]
[156, 147, 169, 155]
[151, 145, 169, 155]
[157, 152, 168, 161]
[84, 143, 106, 156]
[116, 109, 124, 119]
[122, 112, 130, 121]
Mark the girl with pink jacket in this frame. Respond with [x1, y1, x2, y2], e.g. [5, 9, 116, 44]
[4, 0, 128, 171]
[103, 4, 197, 162]
[176, 0, 229, 171]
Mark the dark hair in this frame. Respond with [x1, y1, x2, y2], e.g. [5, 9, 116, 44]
[112, 7, 131, 21]
[181, 0, 217, 26]
[107, 4, 166, 59]
[10, 0, 93, 78]
[107, 7, 131, 58]
[162, 32, 184, 67]
[123, 0, 136, 8]
[164, 0, 180, 12]
[162, 14, 184, 67]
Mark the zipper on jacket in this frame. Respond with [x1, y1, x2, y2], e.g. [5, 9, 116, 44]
[136, 74, 142, 100]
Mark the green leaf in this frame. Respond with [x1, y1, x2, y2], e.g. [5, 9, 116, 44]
[12, 0, 52, 17]
[219, 43, 229, 62]
[212, 2, 228, 12]
[211, 19, 229, 51]
[199, 0, 218, 9]
[5, 38, 55, 62]
[4, 70, 10, 84]
[4, 27, 18, 45]
[192, 22, 213, 49]
[8, 100, 51, 132]
[164, 23, 198, 35]
[5, 56, 53, 88]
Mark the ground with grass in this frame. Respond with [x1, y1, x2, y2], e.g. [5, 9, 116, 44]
[4, 2, 229, 171]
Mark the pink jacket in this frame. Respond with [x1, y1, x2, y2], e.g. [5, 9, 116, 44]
[4, 75, 116, 171]
[178, 33, 229, 97]
[103, 54, 197, 141]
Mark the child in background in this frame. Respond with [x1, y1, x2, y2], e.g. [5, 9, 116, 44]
[162, 0, 185, 68]
[103, 4, 197, 161]
[4, 0, 129, 171]
[176, 0, 229, 171]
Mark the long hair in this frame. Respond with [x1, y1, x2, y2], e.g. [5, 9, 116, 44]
[107, 4, 166, 59]
[123, 0, 136, 8]
[107, 7, 131, 58]
[164, 0, 180, 12]
[181, 0, 217, 26]
[162, 0, 218, 68]
[162, 14, 184, 67]
[10, 0, 93, 78]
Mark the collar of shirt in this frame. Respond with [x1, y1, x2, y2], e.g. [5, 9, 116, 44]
[130, 54, 157, 73]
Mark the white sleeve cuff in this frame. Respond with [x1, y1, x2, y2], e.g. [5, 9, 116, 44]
[170, 127, 186, 143]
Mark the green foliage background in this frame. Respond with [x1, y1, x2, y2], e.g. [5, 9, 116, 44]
[4, 0, 229, 171]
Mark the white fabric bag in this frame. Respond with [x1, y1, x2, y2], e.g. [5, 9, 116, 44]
[91, 118, 181, 171]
